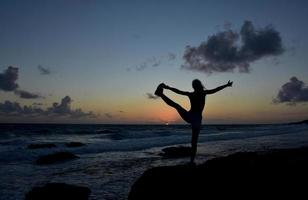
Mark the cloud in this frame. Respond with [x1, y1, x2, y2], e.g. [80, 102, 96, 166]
[151, 58, 161, 67]
[132, 53, 176, 71]
[69, 108, 96, 118]
[14, 90, 42, 99]
[37, 65, 51, 75]
[146, 93, 159, 100]
[105, 113, 113, 119]
[0, 101, 44, 116]
[0, 96, 96, 118]
[182, 21, 284, 74]
[273, 77, 308, 105]
[136, 62, 147, 71]
[48, 96, 72, 115]
[47, 96, 95, 118]
[167, 53, 176, 61]
[0, 66, 43, 99]
[0, 66, 19, 91]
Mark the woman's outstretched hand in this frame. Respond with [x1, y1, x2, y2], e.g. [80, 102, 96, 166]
[226, 80, 233, 87]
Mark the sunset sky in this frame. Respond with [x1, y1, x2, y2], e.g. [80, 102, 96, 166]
[1, 0, 308, 124]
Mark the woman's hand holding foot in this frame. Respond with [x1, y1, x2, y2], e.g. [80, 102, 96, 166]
[154, 83, 165, 96]
[162, 83, 170, 89]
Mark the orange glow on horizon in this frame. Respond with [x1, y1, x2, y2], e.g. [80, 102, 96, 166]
[156, 109, 179, 124]
[73, 92, 308, 124]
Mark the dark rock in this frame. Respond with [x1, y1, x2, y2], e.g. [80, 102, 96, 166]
[36, 152, 79, 165]
[65, 142, 85, 148]
[159, 146, 192, 158]
[129, 147, 308, 200]
[25, 183, 90, 200]
[28, 143, 56, 149]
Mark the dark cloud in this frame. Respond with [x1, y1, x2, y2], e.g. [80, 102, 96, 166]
[183, 21, 284, 74]
[37, 65, 51, 75]
[0, 66, 19, 91]
[47, 96, 95, 118]
[0, 66, 42, 99]
[132, 53, 176, 71]
[273, 77, 308, 105]
[0, 96, 96, 118]
[146, 93, 159, 100]
[0, 101, 44, 116]
[48, 96, 72, 115]
[14, 90, 42, 99]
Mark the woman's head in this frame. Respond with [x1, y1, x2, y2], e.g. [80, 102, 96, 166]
[192, 79, 204, 91]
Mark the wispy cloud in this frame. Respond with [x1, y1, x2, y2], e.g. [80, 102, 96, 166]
[182, 21, 284, 74]
[37, 65, 51, 75]
[167, 52, 176, 61]
[14, 90, 42, 99]
[105, 113, 113, 119]
[129, 53, 176, 71]
[146, 93, 159, 100]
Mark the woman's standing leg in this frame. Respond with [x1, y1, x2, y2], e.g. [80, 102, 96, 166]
[190, 128, 200, 163]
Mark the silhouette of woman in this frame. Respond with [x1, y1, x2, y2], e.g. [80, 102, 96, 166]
[155, 79, 233, 163]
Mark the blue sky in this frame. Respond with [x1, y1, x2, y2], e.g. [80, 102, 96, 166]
[0, 0, 308, 124]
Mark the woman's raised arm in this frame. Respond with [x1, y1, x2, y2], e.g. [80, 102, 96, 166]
[205, 80, 233, 95]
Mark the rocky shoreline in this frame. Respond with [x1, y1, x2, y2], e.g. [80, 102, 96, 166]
[129, 146, 308, 199]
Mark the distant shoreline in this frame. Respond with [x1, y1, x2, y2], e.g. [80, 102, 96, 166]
[0, 121, 307, 126]
[0, 123, 299, 126]
[0, 119, 307, 126]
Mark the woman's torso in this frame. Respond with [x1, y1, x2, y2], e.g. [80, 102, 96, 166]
[189, 91, 206, 115]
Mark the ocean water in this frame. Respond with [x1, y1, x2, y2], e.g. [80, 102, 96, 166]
[0, 123, 308, 200]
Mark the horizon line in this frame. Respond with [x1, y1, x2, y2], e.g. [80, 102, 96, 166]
[0, 121, 303, 126]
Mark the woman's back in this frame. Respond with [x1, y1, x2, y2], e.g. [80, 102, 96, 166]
[189, 91, 206, 114]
